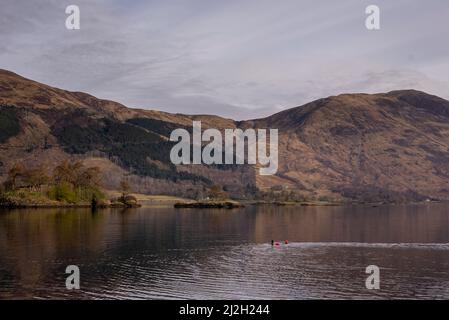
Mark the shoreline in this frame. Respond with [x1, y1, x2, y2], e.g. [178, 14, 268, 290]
[174, 200, 244, 209]
[0, 195, 443, 209]
[0, 202, 142, 209]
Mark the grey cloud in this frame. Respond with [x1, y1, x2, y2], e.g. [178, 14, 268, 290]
[1, 0, 449, 119]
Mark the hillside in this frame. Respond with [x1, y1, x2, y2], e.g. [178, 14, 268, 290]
[1, 69, 449, 202]
[251, 90, 449, 201]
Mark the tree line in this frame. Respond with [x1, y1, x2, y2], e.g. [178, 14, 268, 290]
[1, 160, 103, 203]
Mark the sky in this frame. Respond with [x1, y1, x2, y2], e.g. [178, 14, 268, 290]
[1, 0, 449, 119]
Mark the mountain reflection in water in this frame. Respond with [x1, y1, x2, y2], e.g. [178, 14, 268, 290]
[1, 204, 449, 299]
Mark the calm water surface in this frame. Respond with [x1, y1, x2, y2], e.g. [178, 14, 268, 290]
[1, 204, 449, 299]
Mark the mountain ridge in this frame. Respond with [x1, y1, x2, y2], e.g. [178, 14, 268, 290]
[1, 69, 449, 202]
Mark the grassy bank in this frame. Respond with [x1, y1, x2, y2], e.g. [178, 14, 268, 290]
[0, 189, 142, 208]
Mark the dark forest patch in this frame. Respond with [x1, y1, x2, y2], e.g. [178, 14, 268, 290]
[0, 105, 21, 143]
[51, 114, 210, 184]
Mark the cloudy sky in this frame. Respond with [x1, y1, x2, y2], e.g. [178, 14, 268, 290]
[1, 0, 449, 119]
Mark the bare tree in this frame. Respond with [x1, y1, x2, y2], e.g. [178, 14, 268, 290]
[119, 178, 131, 198]
[3, 163, 26, 190]
[208, 185, 228, 200]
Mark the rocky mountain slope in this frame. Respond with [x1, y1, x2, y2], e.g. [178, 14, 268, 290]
[1, 69, 449, 202]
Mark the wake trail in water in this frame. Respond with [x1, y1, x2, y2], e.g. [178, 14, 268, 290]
[260, 242, 449, 250]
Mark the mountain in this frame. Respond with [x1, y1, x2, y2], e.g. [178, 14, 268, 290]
[1, 69, 449, 202]
[251, 91, 449, 201]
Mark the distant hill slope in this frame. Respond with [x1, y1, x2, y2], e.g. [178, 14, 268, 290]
[1, 69, 449, 202]
[251, 90, 449, 201]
